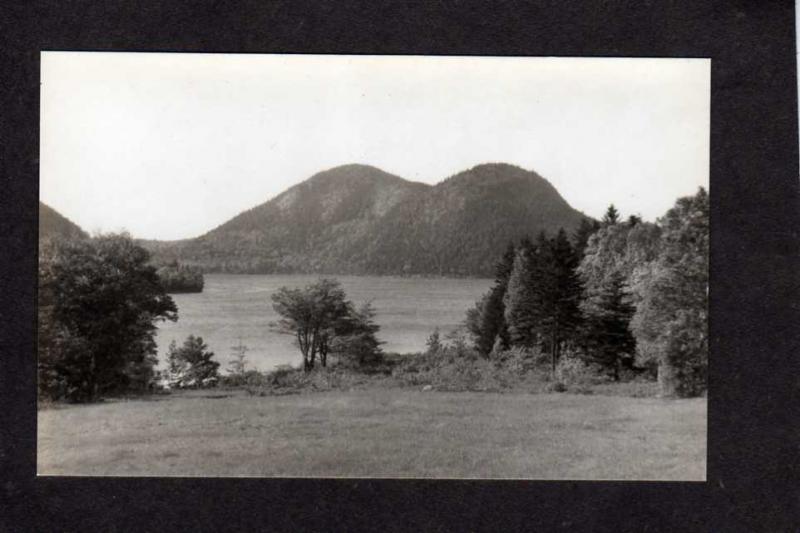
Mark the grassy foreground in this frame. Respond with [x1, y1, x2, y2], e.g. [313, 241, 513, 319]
[38, 389, 705, 479]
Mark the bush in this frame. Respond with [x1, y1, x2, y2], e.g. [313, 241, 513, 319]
[555, 352, 608, 387]
[244, 364, 374, 396]
[389, 342, 551, 392]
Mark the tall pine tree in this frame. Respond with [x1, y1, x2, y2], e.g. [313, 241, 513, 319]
[503, 239, 539, 348]
[602, 204, 620, 226]
[531, 229, 584, 374]
[580, 269, 637, 380]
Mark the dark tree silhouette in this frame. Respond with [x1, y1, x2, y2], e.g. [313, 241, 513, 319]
[38, 234, 177, 402]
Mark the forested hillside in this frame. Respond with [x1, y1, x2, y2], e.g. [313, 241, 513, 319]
[39, 202, 88, 241]
[143, 163, 588, 276]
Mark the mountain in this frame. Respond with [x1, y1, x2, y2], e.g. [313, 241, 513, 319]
[39, 202, 88, 241]
[142, 163, 589, 277]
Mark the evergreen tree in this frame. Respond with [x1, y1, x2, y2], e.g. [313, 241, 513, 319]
[627, 214, 642, 227]
[167, 335, 220, 388]
[503, 242, 539, 347]
[531, 229, 584, 374]
[330, 302, 384, 368]
[580, 270, 637, 380]
[602, 204, 620, 226]
[467, 242, 515, 355]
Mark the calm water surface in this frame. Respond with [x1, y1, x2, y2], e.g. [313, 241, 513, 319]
[155, 274, 491, 371]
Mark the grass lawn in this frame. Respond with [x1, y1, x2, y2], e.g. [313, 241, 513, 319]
[38, 389, 706, 480]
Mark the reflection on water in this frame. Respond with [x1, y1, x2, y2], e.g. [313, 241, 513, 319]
[155, 274, 491, 371]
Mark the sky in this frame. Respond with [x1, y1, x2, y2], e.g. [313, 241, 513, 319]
[40, 53, 710, 240]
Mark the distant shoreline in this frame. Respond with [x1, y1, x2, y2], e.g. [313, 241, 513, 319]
[197, 272, 494, 281]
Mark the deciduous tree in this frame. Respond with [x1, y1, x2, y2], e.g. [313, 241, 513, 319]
[38, 234, 177, 401]
[630, 188, 709, 397]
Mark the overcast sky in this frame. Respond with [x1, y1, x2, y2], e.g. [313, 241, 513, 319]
[41, 53, 709, 240]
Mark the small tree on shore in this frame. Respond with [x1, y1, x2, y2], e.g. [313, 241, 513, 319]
[166, 335, 220, 388]
[226, 340, 249, 384]
[271, 279, 381, 371]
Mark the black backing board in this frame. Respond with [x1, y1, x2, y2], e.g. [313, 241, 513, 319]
[1, 1, 798, 531]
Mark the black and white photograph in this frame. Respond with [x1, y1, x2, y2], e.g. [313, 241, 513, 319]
[37, 52, 709, 479]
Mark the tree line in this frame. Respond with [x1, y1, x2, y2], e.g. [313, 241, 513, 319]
[155, 261, 204, 293]
[464, 188, 708, 397]
[37, 188, 706, 401]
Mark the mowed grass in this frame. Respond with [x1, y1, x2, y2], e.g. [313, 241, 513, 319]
[38, 389, 706, 480]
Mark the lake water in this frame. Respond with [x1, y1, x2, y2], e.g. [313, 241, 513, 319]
[155, 274, 491, 371]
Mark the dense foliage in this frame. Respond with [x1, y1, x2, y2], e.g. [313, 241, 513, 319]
[464, 189, 708, 397]
[38, 234, 177, 402]
[629, 188, 709, 396]
[271, 278, 383, 371]
[142, 163, 586, 276]
[155, 261, 204, 293]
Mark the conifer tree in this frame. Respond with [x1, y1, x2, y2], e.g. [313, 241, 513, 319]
[531, 229, 584, 374]
[602, 204, 621, 226]
[467, 242, 515, 355]
[580, 270, 637, 380]
[503, 241, 539, 347]
[167, 335, 220, 388]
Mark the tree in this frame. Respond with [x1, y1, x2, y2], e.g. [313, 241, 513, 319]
[572, 217, 601, 259]
[226, 340, 249, 383]
[271, 278, 366, 371]
[166, 335, 220, 388]
[580, 270, 637, 380]
[576, 218, 662, 379]
[155, 261, 204, 293]
[531, 229, 584, 374]
[630, 188, 709, 397]
[577, 221, 661, 292]
[38, 234, 177, 402]
[503, 240, 539, 347]
[627, 214, 642, 227]
[330, 302, 384, 368]
[467, 242, 515, 355]
[602, 204, 620, 226]
[425, 328, 442, 355]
